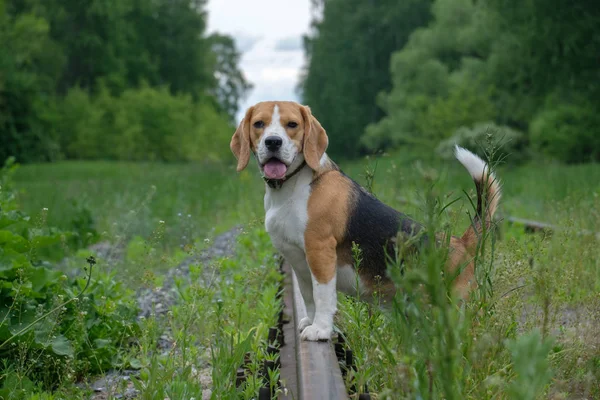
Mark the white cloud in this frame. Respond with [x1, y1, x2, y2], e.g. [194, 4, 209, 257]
[207, 0, 311, 37]
[274, 36, 304, 52]
[207, 0, 311, 121]
[259, 67, 299, 82]
[233, 33, 262, 53]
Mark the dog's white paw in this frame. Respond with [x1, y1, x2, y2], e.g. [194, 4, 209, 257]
[300, 324, 332, 341]
[298, 317, 313, 332]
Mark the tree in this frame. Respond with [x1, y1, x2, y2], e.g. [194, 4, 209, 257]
[300, 0, 433, 158]
[364, 0, 499, 151]
[0, 1, 64, 162]
[0, 0, 250, 162]
[367, 0, 600, 163]
[208, 33, 253, 122]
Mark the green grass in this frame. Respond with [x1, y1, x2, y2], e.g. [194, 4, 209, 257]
[7, 151, 600, 399]
[14, 160, 265, 247]
[128, 225, 284, 400]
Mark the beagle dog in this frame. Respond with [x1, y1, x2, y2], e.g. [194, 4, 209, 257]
[230, 101, 501, 341]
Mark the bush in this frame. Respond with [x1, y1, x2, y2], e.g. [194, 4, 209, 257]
[56, 86, 107, 160]
[58, 84, 233, 162]
[415, 85, 496, 144]
[436, 121, 528, 164]
[0, 159, 139, 392]
[0, 10, 65, 163]
[530, 100, 600, 164]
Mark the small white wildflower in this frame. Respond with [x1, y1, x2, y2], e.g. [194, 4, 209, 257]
[187, 214, 191, 218]
[159, 220, 165, 224]
[204, 238, 210, 244]
[42, 207, 48, 211]
[178, 212, 182, 217]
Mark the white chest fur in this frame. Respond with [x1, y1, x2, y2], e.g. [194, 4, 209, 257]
[264, 167, 313, 251]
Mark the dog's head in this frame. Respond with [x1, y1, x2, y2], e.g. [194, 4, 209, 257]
[230, 101, 328, 178]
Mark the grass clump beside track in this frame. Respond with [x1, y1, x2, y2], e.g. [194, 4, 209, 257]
[2, 158, 283, 399]
[128, 225, 284, 399]
[337, 151, 600, 399]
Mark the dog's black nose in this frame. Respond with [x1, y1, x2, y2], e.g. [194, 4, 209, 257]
[264, 136, 283, 151]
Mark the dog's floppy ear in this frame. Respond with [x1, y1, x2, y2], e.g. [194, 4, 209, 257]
[230, 106, 254, 172]
[301, 106, 328, 171]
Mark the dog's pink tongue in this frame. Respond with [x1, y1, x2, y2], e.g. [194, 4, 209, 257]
[263, 159, 287, 179]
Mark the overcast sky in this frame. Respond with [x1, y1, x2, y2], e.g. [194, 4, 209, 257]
[207, 0, 312, 121]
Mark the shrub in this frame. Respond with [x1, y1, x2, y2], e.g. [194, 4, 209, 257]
[530, 100, 600, 164]
[0, 159, 139, 392]
[415, 85, 496, 145]
[436, 121, 528, 164]
[58, 84, 233, 162]
[57, 86, 107, 160]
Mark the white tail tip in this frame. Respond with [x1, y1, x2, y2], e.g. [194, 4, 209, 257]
[454, 145, 490, 180]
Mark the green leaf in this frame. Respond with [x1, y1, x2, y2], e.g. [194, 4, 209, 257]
[129, 358, 142, 370]
[0, 230, 30, 253]
[27, 266, 58, 293]
[0, 210, 29, 229]
[51, 334, 74, 356]
[0, 252, 28, 273]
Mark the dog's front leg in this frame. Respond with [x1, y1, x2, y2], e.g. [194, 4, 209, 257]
[295, 272, 316, 332]
[300, 237, 337, 341]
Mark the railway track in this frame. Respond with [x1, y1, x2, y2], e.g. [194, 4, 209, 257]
[278, 261, 348, 400]
[244, 258, 367, 400]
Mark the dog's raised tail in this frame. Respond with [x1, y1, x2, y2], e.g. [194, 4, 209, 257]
[454, 145, 501, 253]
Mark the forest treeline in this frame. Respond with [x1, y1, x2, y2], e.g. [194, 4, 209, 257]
[300, 0, 600, 164]
[0, 0, 250, 163]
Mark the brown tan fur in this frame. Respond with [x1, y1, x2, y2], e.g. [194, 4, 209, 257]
[304, 170, 353, 283]
[446, 236, 476, 299]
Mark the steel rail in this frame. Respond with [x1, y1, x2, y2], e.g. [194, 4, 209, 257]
[278, 262, 348, 400]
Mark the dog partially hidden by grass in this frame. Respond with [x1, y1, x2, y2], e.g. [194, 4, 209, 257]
[230, 101, 500, 341]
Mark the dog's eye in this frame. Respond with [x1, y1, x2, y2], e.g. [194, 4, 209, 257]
[287, 121, 298, 128]
[253, 121, 265, 129]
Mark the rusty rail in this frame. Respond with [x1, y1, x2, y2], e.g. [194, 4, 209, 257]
[278, 262, 348, 400]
